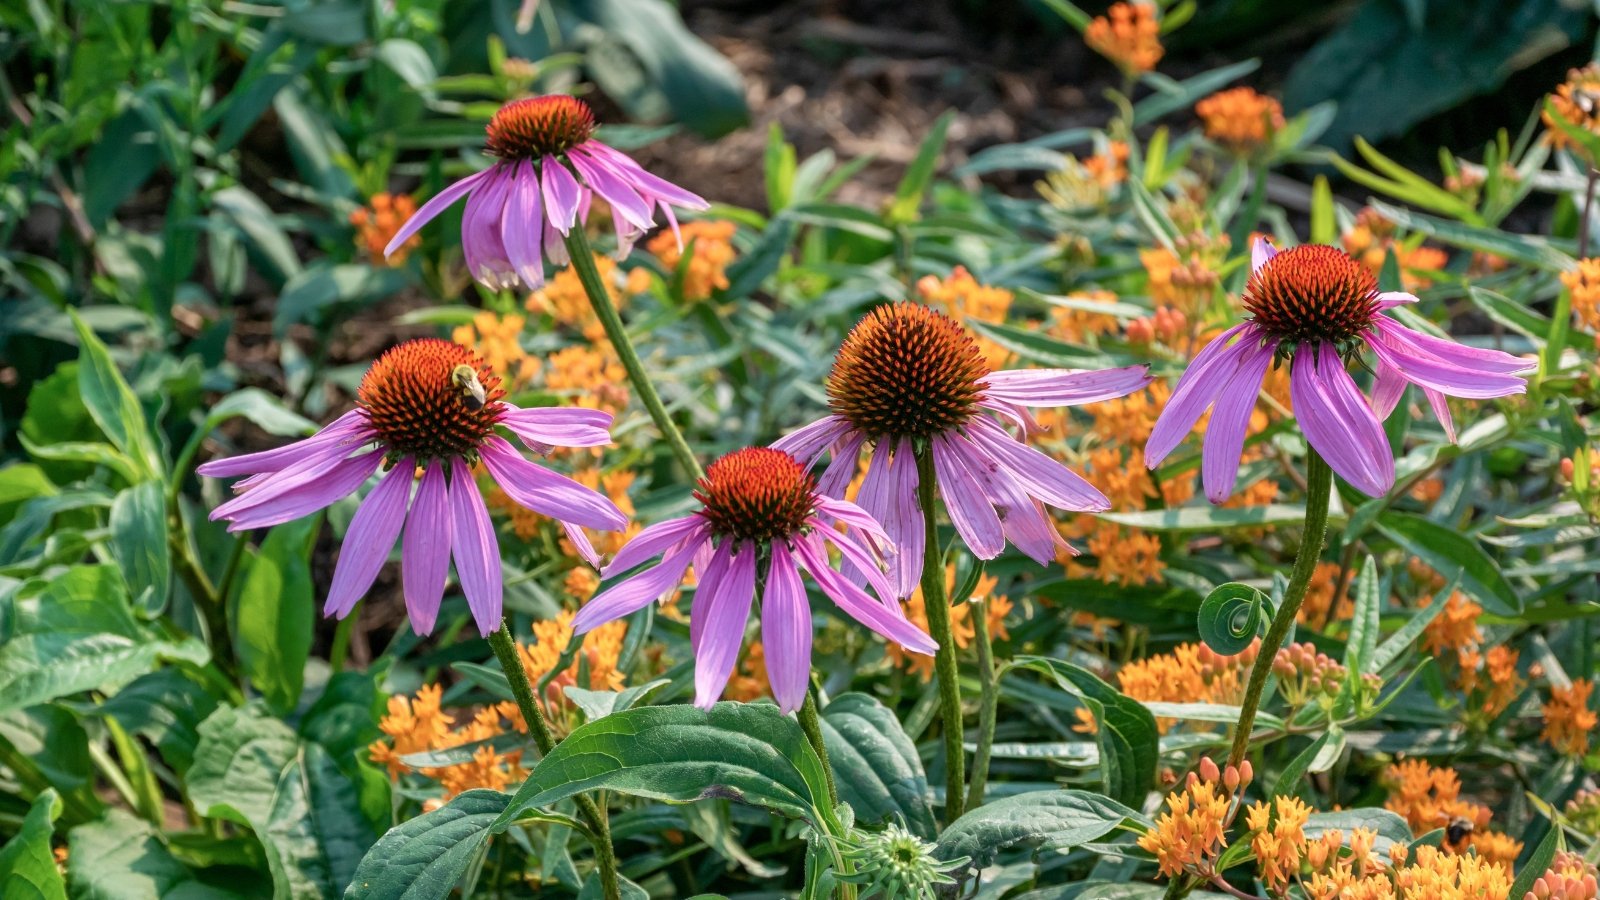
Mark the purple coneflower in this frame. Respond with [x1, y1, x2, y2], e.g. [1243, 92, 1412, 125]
[199, 338, 627, 636]
[383, 94, 709, 290]
[771, 303, 1151, 596]
[570, 447, 936, 712]
[1144, 239, 1533, 500]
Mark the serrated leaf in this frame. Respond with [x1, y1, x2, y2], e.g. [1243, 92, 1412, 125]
[933, 790, 1147, 884]
[820, 693, 936, 839]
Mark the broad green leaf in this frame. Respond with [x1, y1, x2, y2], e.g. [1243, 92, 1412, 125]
[233, 519, 317, 716]
[495, 703, 830, 831]
[188, 705, 301, 828]
[0, 789, 66, 900]
[203, 389, 319, 437]
[0, 633, 205, 716]
[933, 790, 1146, 882]
[97, 669, 221, 776]
[67, 809, 221, 899]
[274, 264, 410, 336]
[347, 790, 507, 900]
[66, 310, 161, 478]
[1273, 732, 1336, 798]
[109, 480, 170, 616]
[1011, 658, 1157, 807]
[820, 692, 936, 839]
[261, 744, 376, 899]
[562, 678, 670, 722]
[1374, 513, 1520, 615]
[1304, 809, 1413, 855]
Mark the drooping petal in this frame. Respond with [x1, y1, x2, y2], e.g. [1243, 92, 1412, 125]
[931, 435, 1005, 559]
[402, 461, 452, 636]
[692, 541, 757, 710]
[816, 522, 896, 605]
[967, 417, 1109, 512]
[1423, 388, 1456, 443]
[562, 521, 600, 567]
[1145, 324, 1263, 466]
[978, 365, 1151, 408]
[795, 533, 938, 655]
[600, 515, 707, 578]
[573, 533, 705, 633]
[479, 436, 626, 531]
[1291, 345, 1394, 498]
[383, 169, 492, 258]
[540, 159, 584, 234]
[1251, 235, 1277, 274]
[197, 409, 370, 478]
[688, 540, 732, 652]
[449, 458, 503, 635]
[1374, 291, 1418, 311]
[1370, 357, 1409, 421]
[502, 160, 547, 290]
[953, 431, 1060, 565]
[461, 164, 516, 290]
[814, 496, 890, 545]
[771, 415, 852, 467]
[761, 544, 812, 714]
[1201, 342, 1276, 503]
[210, 444, 360, 519]
[582, 141, 710, 210]
[816, 432, 867, 499]
[498, 406, 615, 450]
[217, 450, 383, 531]
[887, 438, 924, 599]
[1366, 330, 1529, 399]
[1374, 318, 1534, 376]
[324, 459, 413, 619]
[568, 148, 654, 232]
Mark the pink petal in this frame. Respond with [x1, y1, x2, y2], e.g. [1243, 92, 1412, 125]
[499, 406, 615, 450]
[573, 532, 704, 633]
[887, 438, 923, 599]
[449, 458, 503, 636]
[978, 365, 1151, 408]
[218, 450, 383, 531]
[968, 417, 1108, 512]
[1375, 291, 1418, 311]
[1145, 324, 1262, 466]
[688, 540, 732, 652]
[1291, 345, 1394, 498]
[383, 169, 491, 258]
[1374, 318, 1534, 376]
[1202, 342, 1275, 503]
[583, 141, 709, 210]
[461, 164, 515, 290]
[479, 436, 626, 531]
[931, 435, 1005, 559]
[761, 544, 811, 714]
[324, 459, 413, 619]
[197, 409, 370, 478]
[691, 541, 756, 709]
[1370, 357, 1408, 421]
[601, 515, 707, 579]
[563, 521, 600, 567]
[1366, 331, 1528, 399]
[795, 533, 937, 655]
[1251, 236, 1277, 274]
[503, 160, 546, 290]
[816, 522, 896, 605]
[951, 430, 1059, 565]
[403, 461, 451, 636]
[814, 496, 890, 545]
[569, 148, 654, 231]
[1423, 388, 1456, 442]
[540, 159, 583, 234]
[816, 432, 867, 499]
[771, 416, 853, 468]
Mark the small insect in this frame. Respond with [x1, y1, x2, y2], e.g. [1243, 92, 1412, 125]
[1445, 816, 1475, 847]
[451, 364, 488, 411]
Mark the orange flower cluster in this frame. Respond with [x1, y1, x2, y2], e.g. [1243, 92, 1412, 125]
[1298, 562, 1352, 630]
[1541, 679, 1597, 756]
[1087, 381, 1177, 449]
[724, 642, 770, 704]
[1456, 645, 1523, 720]
[543, 344, 630, 416]
[1341, 208, 1449, 290]
[1136, 757, 1251, 879]
[1196, 87, 1285, 154]
[368, 612, 628, 802]
[1544, 65, 1600, 152]
[1045, 289, 1121, 345]
[1306, 844, 1513, 900]
[1525, 852, 1600, 900]
[1246, 795, 1311, 893]
[527, 253, 624, 343]
[1560, 258, 1600, 332]
[1141, 246, 1221, 318]
[1423, 592, 1483, 657]
[916, 266, 1014, 367]
[1085, 2, 1163, 74]
[1036, 142, 1130, 210]
[1084, 141, 1131, 186]
[452, 311, 539, 389]
[1100, 640, 1255, 733]
[1124, 306, 1188, 349]
[1382, 759, 1521, 868]
[888, 568, 1012, 679]
[351, 193, 420, 265]
[644, 220, 738, 302]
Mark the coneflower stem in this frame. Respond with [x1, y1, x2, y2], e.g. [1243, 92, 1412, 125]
[488, 620, 621, 900]
[914, 448, 966, 823]
[797, 689, 839, 808]
[1227, 450, 1333, 769]
[563, 228, 703, 480]
[1580, 166, 1598, 259]
[966, 599, 997, 811]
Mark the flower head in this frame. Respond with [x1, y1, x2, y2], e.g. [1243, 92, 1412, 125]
[1545, 65, 1600, 152]
[1561, 258, 1600, 332]
[352, 193, 421, 265]
[1085, 2, 1163, 74]
[1196, 87, 1285, 154]
[198, 338, 627, 635]
[1541, 678, 1597, 756]
[646, 219, 738, 302]
[1145, 238, 1532, 500]
[840, 820, 967, 899]
[775, 303, 1149, 595]
[384, 95, 708, 290]
[570, 447, 936, 712]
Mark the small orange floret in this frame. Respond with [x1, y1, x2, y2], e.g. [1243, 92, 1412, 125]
[1085, 3, 1163, 74]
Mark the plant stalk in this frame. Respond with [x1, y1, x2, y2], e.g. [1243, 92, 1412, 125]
[488, 620, 621, 900]
[563, 228, 702, 479]
[965, 598, 998, 811]
[914, 448, 966, 823]
[797, 689, 839, 808]
[1226, 450, 1334, 768]
[1581, 166, 1598, 260]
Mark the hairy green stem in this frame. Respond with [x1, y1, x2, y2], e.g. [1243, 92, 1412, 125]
[965, 598, 998, 811]
[488, 621, 621, 900]
[563, 228, 702, 479]
[797, 690, 839, 808]
[914, 448, 965, 823]
[1227, 450, 1333, 768]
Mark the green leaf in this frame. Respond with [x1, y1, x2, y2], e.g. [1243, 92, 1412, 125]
[188, 705, 302, 828]
[562, 678, 670, 722]
[1272, 732, 1336, 798]
[1011, 658, 1157, 807]
[66, 809, 220, 899]
[261, 744, 376, 899]
[97, 669, 221, 776]
[233, 519, 317, 716]
[886, 111, 953, 225]
[1131, 60, 1259, 126]
[1344, 557, 1381, 675]
[274, 264, 410, 336]
[495, 703, 830, 831]
[1506, 819, 1562, 900]
[109, 480, 170, 616]
[0, 632, 206, 716]
[820, 693, 937, 839]
[1310, 175, 1336, 244]
[66, 310, 161, 478]
[1197, 582, 1272, 656]
[203, 389, 319, 437]
[933, 790, 1146, 882]
[1303, 809, 1413, 856]
[1367, 201, 1575, 274]
[1374, 513, 1519, 615]
[347, 790, 507, 900]
[1100, 504, 1337, 531]
[0, 789, 66, 900]
[212, 185, 302, 284]
[1370, 575, 1459, 674]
